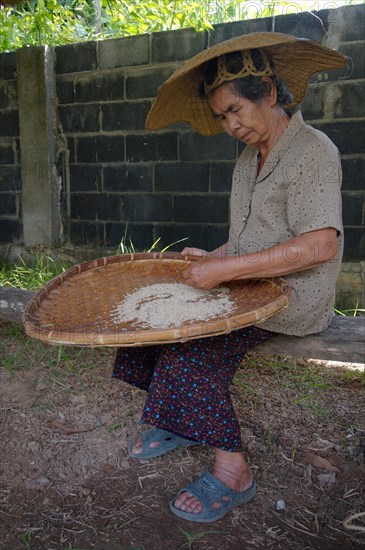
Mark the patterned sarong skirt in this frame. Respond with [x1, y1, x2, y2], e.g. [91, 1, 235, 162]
[113, 326, 275, 452]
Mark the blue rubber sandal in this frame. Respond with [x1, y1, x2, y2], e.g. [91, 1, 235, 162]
[170, 471, 257, 522]
[128, 428, 199, 459]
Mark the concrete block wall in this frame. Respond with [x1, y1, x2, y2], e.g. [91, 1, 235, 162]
[0, 51, 21, 242]
[53, 4, 364, 260]
[0, 4, 364, 270]
[54, 28, 234, 251]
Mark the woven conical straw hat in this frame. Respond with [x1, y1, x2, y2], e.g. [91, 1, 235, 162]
[146, 32, 347, 136]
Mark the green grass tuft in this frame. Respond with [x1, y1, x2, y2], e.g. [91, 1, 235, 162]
[0, 255, 71, 290]
[1, 233, 189, 291]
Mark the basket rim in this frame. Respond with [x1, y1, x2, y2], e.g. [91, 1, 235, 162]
[23, 252, 291, 347]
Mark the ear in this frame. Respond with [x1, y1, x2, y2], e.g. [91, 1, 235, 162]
[261, 77, 277, 106]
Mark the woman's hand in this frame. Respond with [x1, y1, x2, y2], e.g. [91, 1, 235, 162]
[181, 243, 228, 258]
[181, 258, 225, 290]
[181, 228, 338, 290]
[181, 247, 208, 257]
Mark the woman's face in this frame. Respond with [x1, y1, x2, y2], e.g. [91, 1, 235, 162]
[207, 82, 276, 148]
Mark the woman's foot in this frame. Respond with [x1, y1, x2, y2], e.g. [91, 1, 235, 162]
[173, 449, 253, 514]
[131, 434, 159, 454]
[128, 428, 199, 459]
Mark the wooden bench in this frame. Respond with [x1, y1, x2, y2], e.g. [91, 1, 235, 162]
[0, 286, 363, 364]
[256, 315, 363, 363]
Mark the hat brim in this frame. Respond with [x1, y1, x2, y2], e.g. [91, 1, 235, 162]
[146, 32, 347, 136]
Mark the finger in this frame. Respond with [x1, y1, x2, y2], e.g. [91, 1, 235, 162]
[180, 268, 197, 287]
[181, 247, 206, 257]
[180, 268, 192, 282]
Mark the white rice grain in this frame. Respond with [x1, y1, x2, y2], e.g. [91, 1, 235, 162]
[112, 282, 234, 329]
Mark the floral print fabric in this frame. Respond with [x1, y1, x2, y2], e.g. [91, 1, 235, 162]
[113, 326, 275, 451]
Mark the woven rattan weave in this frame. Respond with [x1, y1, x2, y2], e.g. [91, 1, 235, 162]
[146, 32, 347, 136]
[23, 253, 291, 347]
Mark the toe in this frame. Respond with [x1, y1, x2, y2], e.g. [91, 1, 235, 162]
[131, 438, 143, 454]
[131, 434, 160, 454]
[174, 491, 203, 514]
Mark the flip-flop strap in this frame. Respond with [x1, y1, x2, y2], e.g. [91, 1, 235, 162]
[151, 428, 198, 447]
[177, 471, 256, 511]
[141, 428, 197, 448]
[139, 428, 177, 450]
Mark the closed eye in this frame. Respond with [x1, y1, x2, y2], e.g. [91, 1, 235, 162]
[231, 105, 241, 114]
[212, 104, 240, 120]
[220, 107, 240, 119]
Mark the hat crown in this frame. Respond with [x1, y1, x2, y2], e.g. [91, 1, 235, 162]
[203, 49, 273, 94]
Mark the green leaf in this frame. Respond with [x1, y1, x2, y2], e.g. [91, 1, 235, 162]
[0, 0, 358, 53]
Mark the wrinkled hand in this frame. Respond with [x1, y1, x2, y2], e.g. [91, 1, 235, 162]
[181, 247, 208, 257]
[181, 258, 225, 290]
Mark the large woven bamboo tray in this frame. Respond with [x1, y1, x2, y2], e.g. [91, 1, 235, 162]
[23, 252, 291, 347]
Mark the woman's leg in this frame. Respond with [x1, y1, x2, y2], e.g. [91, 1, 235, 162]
[114, 327, 275, 476]
[140, 326, 274, 450]
[150, 326, 274, 516]
[141, 345, 244, 450]
[130, 346, 244, 455]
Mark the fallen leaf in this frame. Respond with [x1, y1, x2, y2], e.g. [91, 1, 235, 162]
[317, 472, 337, 484]
[48, 420, 94, 435]
[304, 452, 341, 473]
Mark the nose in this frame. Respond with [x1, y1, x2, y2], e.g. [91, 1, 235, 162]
[226, 113, 240, 135]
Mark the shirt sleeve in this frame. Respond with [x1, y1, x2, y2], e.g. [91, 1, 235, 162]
[287, 131, 343, 237]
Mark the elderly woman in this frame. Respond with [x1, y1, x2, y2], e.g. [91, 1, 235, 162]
[113, 33, 346, 522]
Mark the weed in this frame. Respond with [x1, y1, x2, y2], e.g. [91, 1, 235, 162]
[266, 427, 273, 452]
[0, 233, 188, 293]
[117, 225, 188, 255]
[0, 320, 114, 405]
[334, 300, 365, 317]
[339, 367, 365, 385]
[179, 528, 229, 549]
[291, 446, 297, 464]
[0, 323, 37, 378]
[19, 529, 31, 549]
[233, 377, 261, 409]
[108, 421, 125, 431]
[0, 255, 71, 290]
[234, 353, 348, 420]
[292, 393, 330, 417]
[108, 412, 132, 432]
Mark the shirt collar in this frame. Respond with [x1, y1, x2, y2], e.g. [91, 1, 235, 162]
[256, 110, 305, 183]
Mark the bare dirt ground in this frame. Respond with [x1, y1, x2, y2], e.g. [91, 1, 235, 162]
[0, 319, 364, 550]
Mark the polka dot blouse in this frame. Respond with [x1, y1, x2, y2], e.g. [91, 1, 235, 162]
[228, 111, 343, 336]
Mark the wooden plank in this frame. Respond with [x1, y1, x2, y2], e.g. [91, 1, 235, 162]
[0, 286, 364, 363]
[256, 316, 365, 363]
[0, 286, 35, 324]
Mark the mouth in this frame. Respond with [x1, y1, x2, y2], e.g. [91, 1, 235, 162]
[239, 131, 252, 141]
